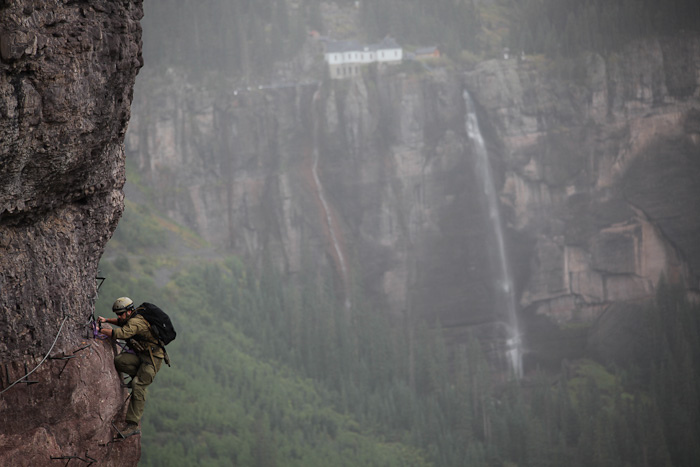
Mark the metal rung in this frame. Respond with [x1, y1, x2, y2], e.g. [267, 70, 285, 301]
[73, 344, 90, 354]
[49, 355, 76, 361]
[50, 449, 95, 463]
[22, 363, 38, 385]
[19, 379, 39, 385]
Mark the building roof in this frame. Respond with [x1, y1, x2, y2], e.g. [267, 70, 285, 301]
[415, 46, 439, 55]
[373, 37, 400, 50]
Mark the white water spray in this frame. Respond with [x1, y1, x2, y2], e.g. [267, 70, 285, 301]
[463, 90, 523, 378]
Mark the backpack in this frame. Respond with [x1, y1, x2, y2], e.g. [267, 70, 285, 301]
[136, 302, 177, 346]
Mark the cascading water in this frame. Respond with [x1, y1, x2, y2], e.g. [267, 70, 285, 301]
[311, 89, 351, 309]
[463, 89, 523, 378]
[312, 145, 351, 309]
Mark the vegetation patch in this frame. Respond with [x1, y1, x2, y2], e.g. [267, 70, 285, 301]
[99, 185, 700, 466]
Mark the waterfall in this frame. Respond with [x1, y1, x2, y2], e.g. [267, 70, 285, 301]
[463, 90, 523, 378]
[311, 89, 351, 309]
[312, 145, 351, 309]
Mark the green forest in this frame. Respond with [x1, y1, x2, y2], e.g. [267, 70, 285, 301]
[509, 0, 700, 57]
[97, 182, 700, 466]
[113, 2, 700, 464]
[141, 0, 700, 81]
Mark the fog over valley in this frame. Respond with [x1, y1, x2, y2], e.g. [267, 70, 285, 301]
[1, 1, 699, 465]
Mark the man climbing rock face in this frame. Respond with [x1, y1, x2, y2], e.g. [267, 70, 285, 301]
[98, 297, 164, 438]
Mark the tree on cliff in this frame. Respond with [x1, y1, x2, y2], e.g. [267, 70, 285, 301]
[102, 209, 700, 467]
[141, 0, 308, 80]
[140, 0, 487, 80]
[510, 0, 700, 57]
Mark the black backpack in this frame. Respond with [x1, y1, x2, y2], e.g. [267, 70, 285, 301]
[136, 302, 177, 346]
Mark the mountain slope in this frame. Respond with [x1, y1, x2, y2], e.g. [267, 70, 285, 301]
[97, 180, 431, 466]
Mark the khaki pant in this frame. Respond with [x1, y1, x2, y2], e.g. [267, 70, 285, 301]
[114, 351, 163, 425]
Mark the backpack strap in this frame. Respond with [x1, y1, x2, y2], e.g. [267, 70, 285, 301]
[135, 306, 172, 367]
[147, 346, 157, 368]
[132, 310, 160, 346]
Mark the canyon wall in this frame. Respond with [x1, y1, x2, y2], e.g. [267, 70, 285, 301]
[464, 34, 700, 364]
[1, 1, 143, 464]
[2, 0, 697, 462]
[127, 32, 700, 369]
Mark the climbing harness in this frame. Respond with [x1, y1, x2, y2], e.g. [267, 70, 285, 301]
[2, 274, 142, 463]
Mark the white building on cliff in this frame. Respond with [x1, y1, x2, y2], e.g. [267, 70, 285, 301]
[323, 37, 402, 79]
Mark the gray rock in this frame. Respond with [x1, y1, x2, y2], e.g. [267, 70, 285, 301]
[1, 1, 144, 464]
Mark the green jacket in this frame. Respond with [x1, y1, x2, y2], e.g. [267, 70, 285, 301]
[113, 314, 165, 359]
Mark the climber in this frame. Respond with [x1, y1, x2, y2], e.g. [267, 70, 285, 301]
[98, 297, 164, 439]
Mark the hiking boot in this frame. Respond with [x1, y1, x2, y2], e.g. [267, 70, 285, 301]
[114, 422, 141, 439]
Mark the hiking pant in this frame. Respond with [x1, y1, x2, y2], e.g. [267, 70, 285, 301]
[114, 351, 163, 425]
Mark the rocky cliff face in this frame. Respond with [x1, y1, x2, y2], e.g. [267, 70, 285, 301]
[1, 1, 143, 464]
[465, 33, 700, 365]
[128, 69, 498, 326]
[127, 32, 700, 370]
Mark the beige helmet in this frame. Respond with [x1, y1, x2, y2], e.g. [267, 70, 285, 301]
[112, 297, 135, 314]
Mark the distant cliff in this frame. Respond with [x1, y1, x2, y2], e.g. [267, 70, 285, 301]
[0, 1, 143, 464]
[464, 33, 700, 364]
[127, 32, 700, 369]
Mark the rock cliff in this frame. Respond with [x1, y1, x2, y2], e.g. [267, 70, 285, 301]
[127, 32, 700, 370]
[465, 34, 700, 365]
[1, 1, 143, 464]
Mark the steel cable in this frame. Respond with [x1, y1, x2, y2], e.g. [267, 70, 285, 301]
[0, 315, 69, 395]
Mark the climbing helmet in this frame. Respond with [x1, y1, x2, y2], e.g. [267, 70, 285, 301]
[112, 297, 135, 314]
